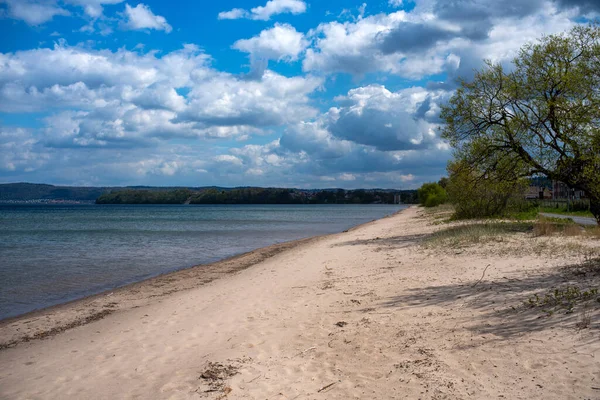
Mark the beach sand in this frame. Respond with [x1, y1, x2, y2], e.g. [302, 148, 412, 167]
[1, 206, 599, 399]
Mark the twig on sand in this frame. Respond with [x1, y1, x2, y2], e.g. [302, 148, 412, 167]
[317, 381, 339, 393]
[246, 374, 262, 383]
[472, 264, 491, 287]
[295, 346, 316, 357]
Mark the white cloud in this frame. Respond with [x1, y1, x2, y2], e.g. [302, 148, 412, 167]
[217, 8, 247, 20]
[233, 23, 308, 62]
[0, 0, 126, 25]
[303, 11, 408, 76]
[65, 0, 124, 18]
[0, 43, 322, 148]
[388, 0, 403, 7]
[214, 154, 243, 166]
[0, 128, 50, 173]
[0, 0, 69, 25]
[0, 0, 592, 188]
[303, 3, 577, 79]
[123, 3, 172, 33]
[218, 0, 306, 21]
[326, 84, 445, 151]
[177, 70, 322, 129]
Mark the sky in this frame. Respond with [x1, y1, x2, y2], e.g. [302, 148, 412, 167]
[0, 0, 596, 189]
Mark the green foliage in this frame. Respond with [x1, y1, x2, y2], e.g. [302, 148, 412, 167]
[96, 189, 193, 204]
[0, 183, 112, 201]
[424, 222, 533, 248]
[441, 25, 600, 224]
[417, 183, 448, 208]
[437, 177, 449, 189]
[446, 160, 529, 219]
[96, 188, 410, 205]
[539, 205, 594, 218]
[525, 286, 599, 316]
[509, 206, 540, 221]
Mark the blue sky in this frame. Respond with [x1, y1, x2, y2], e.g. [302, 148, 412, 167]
[0, 0, 593, 188]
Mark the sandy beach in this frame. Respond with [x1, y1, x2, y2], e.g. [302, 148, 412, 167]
[1, 206, 599, 399]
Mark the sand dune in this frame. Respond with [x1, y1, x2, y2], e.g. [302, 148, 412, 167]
[1, 207, 599, 399]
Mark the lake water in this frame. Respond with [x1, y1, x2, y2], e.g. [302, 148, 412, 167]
[0, 204, 404, 320]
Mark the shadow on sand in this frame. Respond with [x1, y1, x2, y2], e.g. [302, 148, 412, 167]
[379, 257, 600, 342]
[332, 233, 429, 249]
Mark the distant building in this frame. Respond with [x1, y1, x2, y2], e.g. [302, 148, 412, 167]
[526, 186, 552, 200]
[552, 181, 586, 200]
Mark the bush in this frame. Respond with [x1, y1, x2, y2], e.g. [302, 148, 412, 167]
[417, 183, 448, 208]
[446, 160, 528, 219]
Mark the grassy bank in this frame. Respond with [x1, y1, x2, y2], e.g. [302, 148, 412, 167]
[538, 206, 594, 218]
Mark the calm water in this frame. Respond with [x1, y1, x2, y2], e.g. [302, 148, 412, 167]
[0, 204, 403, 320]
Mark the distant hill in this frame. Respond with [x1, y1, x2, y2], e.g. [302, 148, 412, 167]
[0, 183, 218, 202]
[0, 183, 114, 202]
[0, 183, 418, 204]
[96, 187, 418, 205]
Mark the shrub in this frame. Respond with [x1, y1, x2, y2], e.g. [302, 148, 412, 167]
[446, 160, 528, 219]
[417, 183, 448, 208]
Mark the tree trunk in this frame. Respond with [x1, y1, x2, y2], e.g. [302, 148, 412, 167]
[590, 196, 600, 225]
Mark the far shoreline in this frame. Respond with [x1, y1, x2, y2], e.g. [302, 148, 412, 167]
[0, 206, 408, 350]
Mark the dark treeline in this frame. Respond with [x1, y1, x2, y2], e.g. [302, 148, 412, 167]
[96, 188, 418, 205]
[0, 183, 113, 201]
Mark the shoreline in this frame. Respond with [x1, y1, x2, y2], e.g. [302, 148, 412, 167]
[0, 207, 404, 349]
[3, 206, 597, 399]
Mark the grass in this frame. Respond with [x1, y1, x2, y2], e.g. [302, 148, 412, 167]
[508, 207, 540, 221]
[525, 286, 599, 318]
[584, 226, 600, 238]
[421, 204, 455, 224]
[423, 222, 533, 248]
[422, 216, 598, 257]
[539, 206, 594, 218]
[533, 216, 576, 236]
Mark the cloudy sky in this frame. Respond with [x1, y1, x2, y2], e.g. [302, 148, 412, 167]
[0, 0, 595, 188]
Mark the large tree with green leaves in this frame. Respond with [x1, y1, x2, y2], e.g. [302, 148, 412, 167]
[441, 25, 600, 223]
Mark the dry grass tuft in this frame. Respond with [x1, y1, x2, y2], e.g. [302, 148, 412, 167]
[420, 204, 456, 225]
[564, 224, 585, 236]
[533, 218, 560, 236]
[423, 222, 532, 249]
[577, 304, 592, 330]
[532, 216, 588, 237]
[585, 226, 600, 239]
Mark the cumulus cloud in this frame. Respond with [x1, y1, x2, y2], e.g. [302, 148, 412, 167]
[326, 85, 443, 151]
[0, 0, 594, 188]
[123, 3, 171, 33]
[176, 70, 322, 129]
[0, 128, 50, 173]
[303, 1, 577, 79]
[233, 23, 308, 76]
[252, 83, 453, 183]
[233, 23, 308, 62]
[0, 0, 126, 25]
[303, 11, 408, 76]
[65, 0, 124, 18]
[0, 42, 206, 112]
[0, 42, 322, 149]
[218, 0, 306, 21]
[0, 0, 69, 25]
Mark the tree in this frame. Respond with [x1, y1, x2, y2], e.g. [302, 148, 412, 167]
[441, 25, 600, 224]
[417, 182, 448, 207]
[446, 160, 529, 219]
